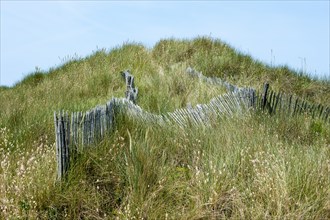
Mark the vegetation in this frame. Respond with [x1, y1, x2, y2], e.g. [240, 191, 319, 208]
[0, 37, 329, 219]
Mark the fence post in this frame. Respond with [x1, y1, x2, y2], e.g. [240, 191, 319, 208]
[65, 112, 70, 175]
[288, 95, 292, 115]
[262, 82, 269, 111]
[293, 98, 299, 116]
[251, 89, 256, 109]
[54, 112, 62, 180]
[61, 112, 66, 180]
[273, 92, 280, 114]
[269, 90, 274, 114]
[121, 70, 138, 103]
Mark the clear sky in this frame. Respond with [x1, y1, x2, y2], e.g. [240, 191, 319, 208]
[1, 1, 329, 87]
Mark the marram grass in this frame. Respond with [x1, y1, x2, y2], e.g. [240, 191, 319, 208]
[0, 37, 329, 219]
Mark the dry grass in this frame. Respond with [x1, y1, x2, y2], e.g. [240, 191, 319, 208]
[0, 37, 329, 219]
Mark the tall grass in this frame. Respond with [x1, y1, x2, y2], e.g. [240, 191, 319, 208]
[0, 37, 329, 219]
[25, 112, 328, 219]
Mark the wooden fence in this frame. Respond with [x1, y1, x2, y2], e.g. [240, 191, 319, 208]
[54, 69, 329, 180]
[54, 101, 115, 180]
[258, 82, 330, 121]
[186, 67, 330, 121]
[186, 67, 248, 93]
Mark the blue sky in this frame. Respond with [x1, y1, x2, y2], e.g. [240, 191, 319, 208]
[1, 1, 329, 86]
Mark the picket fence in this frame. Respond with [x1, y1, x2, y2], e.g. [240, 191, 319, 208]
[54, 68, 330, 180]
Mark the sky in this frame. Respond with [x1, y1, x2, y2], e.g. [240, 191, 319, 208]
[1, 1, 329, 87]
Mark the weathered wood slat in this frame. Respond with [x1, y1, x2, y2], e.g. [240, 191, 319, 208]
[54, 112, 61, 180]
[65, 112, 70, 174]
[60, 112, 65, 179]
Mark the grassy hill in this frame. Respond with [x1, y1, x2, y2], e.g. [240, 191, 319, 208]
[0, 37, 329, 219]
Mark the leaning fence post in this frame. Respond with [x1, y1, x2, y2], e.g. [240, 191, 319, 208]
[272, 91, 280, 114]
[262, 82, 269, 111]
[288, 95, 292, 115]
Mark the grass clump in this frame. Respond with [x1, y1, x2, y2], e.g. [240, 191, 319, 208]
[0, 36, 329, 219]
[33, 112, 329, 219]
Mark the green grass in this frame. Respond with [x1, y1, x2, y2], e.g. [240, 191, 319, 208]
[0, 37, 329, 219]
